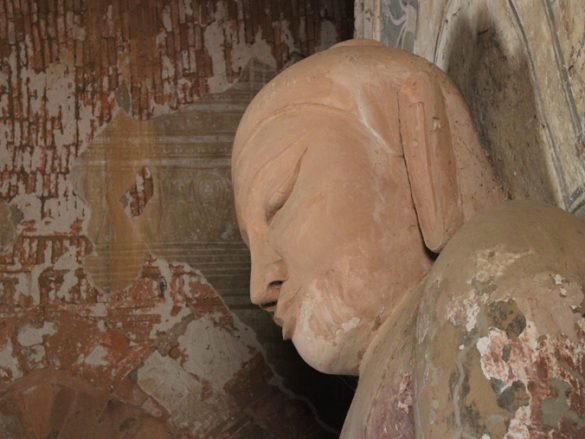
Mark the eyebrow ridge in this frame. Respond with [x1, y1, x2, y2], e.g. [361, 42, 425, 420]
[237, 136, 308, 237]
[266, 146, 309, 222]
[246, 135, 308, 197]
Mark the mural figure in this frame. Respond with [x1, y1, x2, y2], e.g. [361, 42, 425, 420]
[232, 40, 585, 437]
[384, 0, 418, 51]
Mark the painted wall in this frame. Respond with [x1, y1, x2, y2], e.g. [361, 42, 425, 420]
[0, 0, 354, 436]
[355, 0, 585, 216]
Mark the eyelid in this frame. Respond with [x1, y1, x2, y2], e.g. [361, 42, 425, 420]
[265, 148, 307, 223]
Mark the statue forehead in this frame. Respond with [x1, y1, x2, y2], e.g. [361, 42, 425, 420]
[232, 108, 377, 202]
[232, 41, 440, 172]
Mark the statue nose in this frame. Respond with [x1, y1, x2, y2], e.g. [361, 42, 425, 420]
[250, 256, 288, 307]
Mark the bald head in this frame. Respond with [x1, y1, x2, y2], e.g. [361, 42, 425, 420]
[230, 40, 505, 374]
[235, 41, 451, 162]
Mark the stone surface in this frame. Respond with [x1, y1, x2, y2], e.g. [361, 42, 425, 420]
[355, 0, 585, 216]
[0, 258, 333, 437]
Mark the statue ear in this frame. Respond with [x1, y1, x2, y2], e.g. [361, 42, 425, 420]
[398, 71, 463, 252]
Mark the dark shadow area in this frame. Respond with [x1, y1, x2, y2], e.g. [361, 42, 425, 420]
[235, 304, 358, 433]
[445, 12, 557, 204]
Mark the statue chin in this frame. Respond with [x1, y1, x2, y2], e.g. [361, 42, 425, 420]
[293, 333, 352, 375]
[291, 319, 369, 376]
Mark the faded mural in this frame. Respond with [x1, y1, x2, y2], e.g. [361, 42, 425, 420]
[356, 0, 585, 217]
[380, 0, 417, 51]
[0, 0, 354, 437]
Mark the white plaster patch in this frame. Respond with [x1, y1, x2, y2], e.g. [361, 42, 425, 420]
[162, 5, 173, 32]
[53, 246, 82, 300]
[578, 318, 585, 334]
[472, 247, 532, 283]
[446, 288, 485, 332]
[92, 302, 107, 318]
[476, 323, 539, 385]
[11, 194, 43, 228]
[182, 0, 193, 16]
[447, 248, 533, 332]
[141, 397, 163, 418]
[145, 259, 192, 339]
[45, 63, 77, 148]
[28, 345, 46, 364]
[339, 316, 361, 334]
[82, 345, 110, 366]
[177, 315, 255, 390]
[11, 184, 86, 236]
[292, 278, 373, 373]
[17, 322, 57, 347]
[10, 272, 33, 305]
[137, 351, 230, 434]
[519, 273, 585, 341]
[0, 339, 23, 380]
[504, 405, 531, 439]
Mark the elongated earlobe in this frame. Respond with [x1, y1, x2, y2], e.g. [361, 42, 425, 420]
[398, 71, 463, 252]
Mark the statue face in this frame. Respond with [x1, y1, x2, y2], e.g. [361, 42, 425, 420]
[233, 111, 432, 375]
[231, 40, 505, 375]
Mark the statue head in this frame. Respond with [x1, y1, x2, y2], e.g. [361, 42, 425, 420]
[231, 40, 504, 375]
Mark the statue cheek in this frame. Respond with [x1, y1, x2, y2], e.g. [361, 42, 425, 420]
[300, 275, 363, 338]
[292, 282, 369, 375]
[320, 252, 385, 317]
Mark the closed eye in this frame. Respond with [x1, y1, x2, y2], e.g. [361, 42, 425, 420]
[265, 148, 307, 223]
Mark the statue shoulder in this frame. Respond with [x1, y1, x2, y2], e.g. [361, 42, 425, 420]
[425, 200, 585, 294]
[414, 200, 585, 437]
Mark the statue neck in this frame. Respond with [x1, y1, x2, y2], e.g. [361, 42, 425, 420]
[359, 280, 425, 376]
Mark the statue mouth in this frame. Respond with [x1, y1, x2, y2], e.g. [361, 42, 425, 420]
[260, 300, 277, 313]
[259, 280, 284, 315]
[256, 281, 300, 340]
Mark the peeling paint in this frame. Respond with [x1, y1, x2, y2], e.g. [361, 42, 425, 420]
[81, 345, 110, 367]
[177, 315, 255, 390]
[0, 0, 353, 435]
[472, 247, 532, 283]
[0, 339, 22, 380]
[16, 322, 56, 348]
[121, 166, 154, 218]
[476, 312, 585, 437]
[446, 247, 532, 332]
[415, 202, 585, 437]
[137, 351, 230, 434]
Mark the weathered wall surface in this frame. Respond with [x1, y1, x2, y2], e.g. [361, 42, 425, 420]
[0, 260, 330, 437]
[355, 0, 585, 216]
[0, 0, 354, 436]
